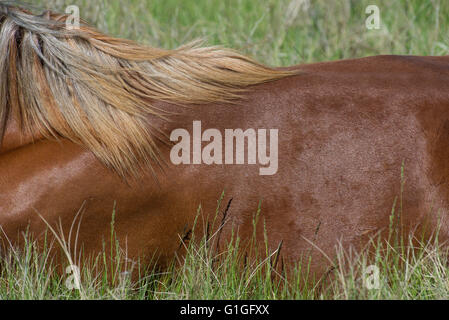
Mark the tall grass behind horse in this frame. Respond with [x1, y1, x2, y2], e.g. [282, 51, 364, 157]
[1, 2, 449, 279]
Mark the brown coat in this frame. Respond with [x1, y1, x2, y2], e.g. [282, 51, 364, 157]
[2, 54, 449, 277]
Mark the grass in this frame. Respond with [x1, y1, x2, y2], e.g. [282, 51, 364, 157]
[33, 0, 449, 65]
[2, 0, 449, 300]
[1, 200, 449, 300]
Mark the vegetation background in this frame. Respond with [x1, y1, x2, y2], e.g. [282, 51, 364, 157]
[2, 0, 449, 299]
[37, 0, 449, 65]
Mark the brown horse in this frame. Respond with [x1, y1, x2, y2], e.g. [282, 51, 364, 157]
[1, 3, 449, 278]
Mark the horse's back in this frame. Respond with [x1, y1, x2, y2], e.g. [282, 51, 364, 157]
[2, 55, 449, 278]
[211, 55, 449, 272]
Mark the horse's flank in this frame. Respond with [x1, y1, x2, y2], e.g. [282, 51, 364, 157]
[0, 3, 296, 178]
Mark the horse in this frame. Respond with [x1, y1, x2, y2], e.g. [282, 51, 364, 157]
[1, 3, 449, 280]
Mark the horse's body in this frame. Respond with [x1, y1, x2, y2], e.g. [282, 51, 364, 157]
[1, 4, 449, 277]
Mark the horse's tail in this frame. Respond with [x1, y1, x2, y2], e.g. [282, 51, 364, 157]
[0, 3, 297, 178]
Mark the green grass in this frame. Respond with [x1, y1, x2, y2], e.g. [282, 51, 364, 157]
[3, 0, 449, 299]
[1, 201, 449, 300]
[35, 0, 449, 65]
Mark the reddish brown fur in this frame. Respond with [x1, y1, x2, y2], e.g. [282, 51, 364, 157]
[2, 55, 449, 278]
